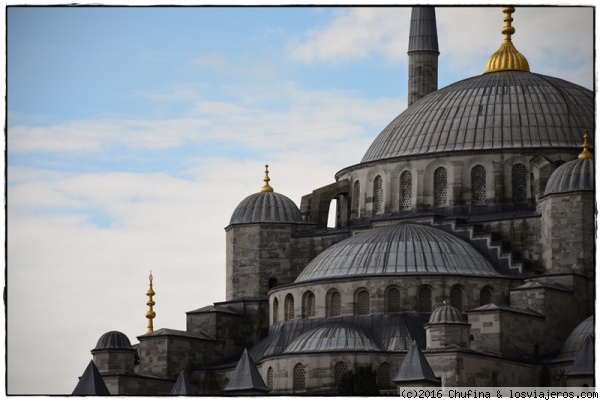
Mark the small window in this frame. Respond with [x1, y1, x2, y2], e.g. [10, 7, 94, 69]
[471, 165, 486, 205]
[268, 278, 278, 289]
[418, 286, 432, 312]
[267, 367, 274, 391]
[387, 287, 401, 313]
[374, 175, 383, 213]
[434, 167, 448, 207]
[480, 286, 492, 306]
[272, 297, 279, 324]
[450, 285, 463, 311]
[512, 163, 528, 204]
[334, 361, 348, 385]
[328, 290, 341, 317]
[293, 363, 306, 392]
[400, 171, 412, 210]
[355, 289, 370, 316]
[377, 362, 392, 389]
[284, 294, 295, 321]
[303, 291, 315, 318]
[353, 181, 361, 217]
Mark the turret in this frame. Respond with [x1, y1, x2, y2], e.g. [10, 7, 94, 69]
[407, 6, 439, 106]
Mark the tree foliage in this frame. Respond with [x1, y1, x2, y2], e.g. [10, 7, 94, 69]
[336, 366, 380, 396]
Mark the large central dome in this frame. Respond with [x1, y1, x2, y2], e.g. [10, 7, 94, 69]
[361, 71, 594, 163]
[295, 223, 501, 283]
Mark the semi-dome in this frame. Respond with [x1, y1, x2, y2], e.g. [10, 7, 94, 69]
[295, 223, 501, 283]
[555, 316, 594, 362]
[93, 330, 133, 350]
[544, 133, 594, 196]
[361, 71, 593, 163]
[428, 303, 466, 324]
[229, 165, 304, 225]
[283, 322, 380, 353]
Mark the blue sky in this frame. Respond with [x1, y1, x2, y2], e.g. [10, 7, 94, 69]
[5, 3, 595, 394]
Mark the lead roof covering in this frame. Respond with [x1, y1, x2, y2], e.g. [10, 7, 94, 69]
[295, 223, 501, 283]
[543, 158, 594, 196]
[229, 191, 304, 225]
[361, 71, 594, 163]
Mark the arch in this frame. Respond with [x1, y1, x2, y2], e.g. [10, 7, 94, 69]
[373, 175, 383, 214]
[471, 164, 486, 205]
[450, 285, 463, 311]
[434, 167, 448, 207]
[267, 366, 274, 391]
[302, 290, 316, 318]
[352, 180, 361, 218]
[334, 361, 348, 385]
[284, 294, 295, 321]
[480, 286, 493, 306]
[418, 286, 433, 312]
[272, 297, 279, 324]
[327, 289, 342, 318]
[512, 163, 528, 203]
[355, 289, 370, 316]
[386, 286, 401, 313]
[400, 170, 412, 210]
[327, 198, 338, 228]
[268, 277, 278, 289]
[376, 362, 392, 389]
[293, 363, 306, 392]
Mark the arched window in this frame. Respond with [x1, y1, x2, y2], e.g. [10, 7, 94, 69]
[471, 165, 486, 205]
[434, 167, 448, 207]
[373, 175, 383, 213]
[272, 297, 279, 324]
[355, 289, 370, 316]
[386, 287, 401, 313]
[303, 291, 315, 318]
[268, 277, 278, 289]
[376, 362, 392, 389]
[284, 294, 295, 321]
[450, 285, 463, 311]
[418, 286, 432, 312]
[328, 290, 341, 317]
[267, 367, 274, 391]
[353, 181, 361, 217]
[480, 286, 493, 306]
[293, 363, 306, 392]
[512, 163, 528, 204]
[334, 361, 348, 385]
[400, 171, 412, 210]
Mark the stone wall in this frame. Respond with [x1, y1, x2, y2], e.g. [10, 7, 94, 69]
[93, 349, 136, 374]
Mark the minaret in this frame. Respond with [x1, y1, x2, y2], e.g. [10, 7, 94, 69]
[407, 6, 439, 106]
[145, 271, 155, 334]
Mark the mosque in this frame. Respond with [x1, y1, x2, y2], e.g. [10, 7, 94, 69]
[73, 6, 595, 395]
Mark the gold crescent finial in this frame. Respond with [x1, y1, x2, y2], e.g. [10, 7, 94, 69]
[145, 271, 156, 334]
[484, 7, 530, 73]
[260, 164, 274, 192]
[578, 131, 593, 159]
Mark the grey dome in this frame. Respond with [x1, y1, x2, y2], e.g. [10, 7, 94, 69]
[362, 71, 594, 163]
[283, 322, 380, 353]
[94, 331, 133, 350]
[295, 224, 501, 283]
[556, 316, 594, 362]
[428, 304, 466, 324]
[229, 192, 303, 225]
[544, 158, 594, 196]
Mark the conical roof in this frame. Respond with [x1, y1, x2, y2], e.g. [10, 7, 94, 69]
[72, 360, 110, 395]
[170, 370, 194, 395]
[393, 340, 440, 384]
[223, 349, 268, 393]
[567, 335, 595, 376]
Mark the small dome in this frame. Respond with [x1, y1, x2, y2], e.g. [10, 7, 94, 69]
[283, 322, 380, 353]
[93, 331, 133, 350]
[295, 224, 501, 283]
[229, 191, 304, 225]
[428, 304, 466, 324]
[544, 158, 594, 196]
[556, 316, 594, 362]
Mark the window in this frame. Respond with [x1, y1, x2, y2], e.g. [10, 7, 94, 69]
[284, 294, 295, 321]
[272, 297, 279, 324]
[293, 363, 306, 392]
[471, 165, 486, 205]
[356, 289, 370, 316]
[303, 291, 315, 318]
[328, 290, 341, 317]
[418, 286, 432, 312]
[268, 277, 278, 289]
[387, 287, 401, 313]
[353, 181, 360, 217]
[512, 163, 528, 203]
[401, 171, 412, 210]
[480, 287, 492, 306]
[377, 362, 392, 389]
[334, 362, 348, 385]
[450, 286, 463, 311]
[374, 175, 383, 213]
[434, 167, 448, 207]
[267, 367, 274, 391]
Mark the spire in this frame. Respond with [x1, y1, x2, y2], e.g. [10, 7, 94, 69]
[223, 349, 269, 393]
[260, 164, 274, 192]
[145, 271, 155, 334]
[72, 360, 110, 395]
[393, 340, 440, 385]
[578, 130, 593, 159]
[407, 6, 439, 106]
[485, 7, 530, 73]
[171, 370, 194, 395]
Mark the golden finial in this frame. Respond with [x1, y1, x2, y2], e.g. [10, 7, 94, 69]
[260, 164, 274, 192]
[484, 7, 530, 73]
[578, 131, 593, 159]
[145, 271, 156, 334]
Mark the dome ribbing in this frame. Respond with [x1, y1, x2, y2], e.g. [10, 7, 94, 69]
[93, 331, 133, 350]
[283, 322, 380, 353]
[229, 192, 304, 225]
[544, 158, 594, 196]
[428, 304, 466, 324]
